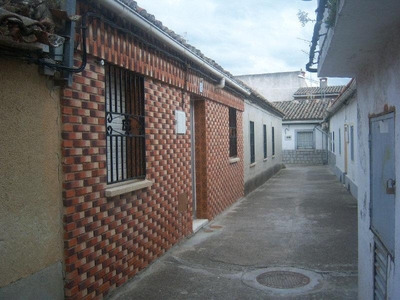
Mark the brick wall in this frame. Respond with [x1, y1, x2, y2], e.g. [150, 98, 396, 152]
[62, 59, 243, 299]
[62, 56, 194, 299]
[194, 100, 244, 219]
[205, 101, 244, 218]
[61, 3, 246, 298]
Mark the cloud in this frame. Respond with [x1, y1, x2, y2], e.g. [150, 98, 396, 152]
[138, 1, 350, 85]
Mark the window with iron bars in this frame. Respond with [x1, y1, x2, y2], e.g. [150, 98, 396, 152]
[272, 126, 275, 156]
[297, 131, 314, 149]
[350, 125, 354, 161]
[263, 124, 267, 159]
[250, 121, 255, 163]
[105, 64, 146, 184]
[229, 107, 237, 157]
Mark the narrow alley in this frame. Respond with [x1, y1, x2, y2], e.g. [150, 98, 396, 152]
[107, 165, 358, 300]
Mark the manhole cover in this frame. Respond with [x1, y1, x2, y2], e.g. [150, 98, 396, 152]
[242, 267, 323, 295]
[256, 271, 310, 289]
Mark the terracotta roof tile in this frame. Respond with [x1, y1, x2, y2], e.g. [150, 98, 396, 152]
[272, 99, 332, 121]
[294, 86, 345, 97]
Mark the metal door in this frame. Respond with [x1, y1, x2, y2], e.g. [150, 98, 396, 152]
[370, 112, 396, 256]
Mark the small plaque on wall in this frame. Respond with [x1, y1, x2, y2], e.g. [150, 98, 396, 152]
[175, 110, 186, 135]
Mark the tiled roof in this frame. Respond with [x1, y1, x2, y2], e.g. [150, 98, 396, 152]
[272, 99, 332, 121]
[294, 86, 345, 97]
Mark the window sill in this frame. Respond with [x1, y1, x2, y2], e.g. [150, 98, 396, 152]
[250, 162, 256, 168]
[105, 179, 154, 198]
[263, 158, 268, 162]
[229, 157, 240, 164]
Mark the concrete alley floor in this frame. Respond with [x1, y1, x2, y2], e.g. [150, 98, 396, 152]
[108, 165, 358, 300]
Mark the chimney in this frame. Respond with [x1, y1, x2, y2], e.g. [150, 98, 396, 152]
[320, 77, 327, 88]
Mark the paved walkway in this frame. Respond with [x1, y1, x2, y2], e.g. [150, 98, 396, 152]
[108, 165, 358, 300]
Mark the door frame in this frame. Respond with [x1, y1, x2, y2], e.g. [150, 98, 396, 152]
[190, 99, 197, 218]
[369, 111, 396, 256]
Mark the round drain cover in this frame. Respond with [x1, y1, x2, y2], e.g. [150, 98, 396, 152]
[256, 271, 310, 289]
[242, 267, 323, 295]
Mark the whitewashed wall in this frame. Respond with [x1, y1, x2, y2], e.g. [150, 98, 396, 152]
[329, 95, 358, 198]
[243, 100, 282, 194]
[356, 30, 400, 300]
[282, 123, 326, 150]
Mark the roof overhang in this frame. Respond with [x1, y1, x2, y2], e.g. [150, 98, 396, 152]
[97, 0, 250, 96]
[325, 79, 356, 120]
[318, 0, 400, 77]
[283, 120, 322, 125]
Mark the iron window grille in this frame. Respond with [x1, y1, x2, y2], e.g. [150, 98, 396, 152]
[350, 125, 354, 161]
[263, 124, 267, 159]
[297, 131, 314, 149]
[272, 126, 275, 156]
[229, 107, 237, 157]
[250, 121, 255, 163]
[105, 64, 146, 184]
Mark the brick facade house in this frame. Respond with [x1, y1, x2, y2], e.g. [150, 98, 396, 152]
[0, 0, 266, 299]
[63, 1, 248, 298]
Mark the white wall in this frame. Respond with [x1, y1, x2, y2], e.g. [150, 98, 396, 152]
[243, 100, 282, 193]
[282, 123, 326, 150]
[329, 95, 358, 187]
[236, 72, 307, 102]
[355, 30, 400, 300]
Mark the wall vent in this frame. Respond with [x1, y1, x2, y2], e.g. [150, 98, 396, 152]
[374, 238, 388, 300]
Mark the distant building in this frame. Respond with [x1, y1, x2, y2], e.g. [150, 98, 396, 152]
[236, 71, 308, 102]
[273, 80, 344, 164]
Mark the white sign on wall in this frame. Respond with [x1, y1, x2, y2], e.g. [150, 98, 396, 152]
[175, 110, 186, 135]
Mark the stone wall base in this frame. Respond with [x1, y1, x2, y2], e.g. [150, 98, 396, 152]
[283, 150, 328, 165]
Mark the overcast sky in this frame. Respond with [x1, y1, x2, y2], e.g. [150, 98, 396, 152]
[139, 0, 350, 86]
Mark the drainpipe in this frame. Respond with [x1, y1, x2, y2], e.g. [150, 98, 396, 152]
[98, 0, 250, 96]
[306, 0, 328, 73]
[215, 77, 225, 89]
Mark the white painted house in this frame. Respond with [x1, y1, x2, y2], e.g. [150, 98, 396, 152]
[309, 0, 400, 298]
[273, 84, 344, 164]
[242, 89, 284, 195]
[324, 79, 358, 200]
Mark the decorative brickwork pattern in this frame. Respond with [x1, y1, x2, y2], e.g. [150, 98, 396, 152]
[62, 60, 192, 299]
[205, 101, 244, 218]
[194, 100, 244, 219]
[60, 2, 245, 299]
[62, 57, 192, 299]
[79, 2, 244, 112]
